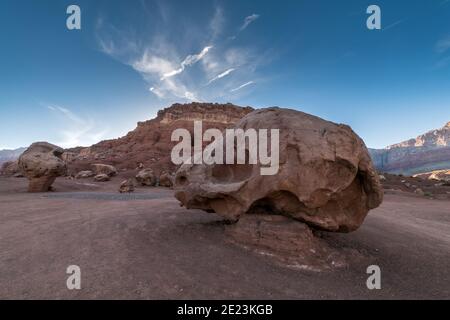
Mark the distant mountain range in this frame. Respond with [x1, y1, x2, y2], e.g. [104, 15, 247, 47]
[369, 122, 450, 175]
[0, 147, 26, 165]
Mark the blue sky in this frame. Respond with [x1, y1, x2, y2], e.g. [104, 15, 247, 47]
[1, 0, 450, 150]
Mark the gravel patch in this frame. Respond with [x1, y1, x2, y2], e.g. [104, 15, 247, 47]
[42, 192, 172, 201]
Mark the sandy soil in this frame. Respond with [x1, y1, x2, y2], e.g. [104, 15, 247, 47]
[0, 176, 449, 299]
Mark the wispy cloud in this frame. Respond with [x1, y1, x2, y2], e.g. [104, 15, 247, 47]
[436, 36, 450, 54]
[206, 68, 235, 85]
[240, 14, 260, 31]
[44, 104, 108, 148]
[210, 6, 224, 40]
[96, 7, 267, 102]
[382, 19, 405, 32]
[160, 46, 213, 80]
[433, 35, 450, 69]
[230, 81, 254, 92]
[229, 13, 260, 40]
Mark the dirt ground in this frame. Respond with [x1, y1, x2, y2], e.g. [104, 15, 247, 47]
[0, 176, 449, 299]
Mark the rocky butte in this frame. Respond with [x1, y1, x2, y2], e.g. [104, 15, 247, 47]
[65, 102, 253, 176]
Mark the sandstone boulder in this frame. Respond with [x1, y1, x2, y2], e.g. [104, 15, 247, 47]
[414, 188, 425, 196]
[1, 161, 19, 176]
[75, 170, 95, 179]
[18, 142, 67, 192]
[119, 178, 135, 193]
[174, 107, 383, 232]
[136, 169, 156, 186]
[94, 174, 110, 182]
[91, 164, 117, 177]
[159, 172, 174, 188]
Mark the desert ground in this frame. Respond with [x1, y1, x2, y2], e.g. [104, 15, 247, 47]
[0, 175, 449, 299]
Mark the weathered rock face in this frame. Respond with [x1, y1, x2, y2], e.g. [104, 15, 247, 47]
[18, 142, 67, 192]
[119, 178, 135, 193]
[65, 103, 254, 174]
[174, 107, 383, 232]
[91, 164, 117, 177]
[159, 172, 174, 188]
[136, 169, 156, 186]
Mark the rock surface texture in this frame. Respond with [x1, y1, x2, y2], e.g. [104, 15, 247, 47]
[174, 107, 383, 232]
[18, 142, 67, 192]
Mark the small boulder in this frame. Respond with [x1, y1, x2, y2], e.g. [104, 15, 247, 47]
[1, 161, 20, 176]
[414, 188, 425, 196]
[75, 170, 95, 179]
[136, 169, 156, 186]
[94, 174, 110, 182]
[119, 178, 135, 193]
[18, 142, 67, 192]
[159, 172, 174, 188]
[91, 164, 117, 177]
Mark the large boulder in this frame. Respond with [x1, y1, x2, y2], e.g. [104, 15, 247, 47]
[174, 107, 383, 232]
[91, 164, 117, 177]
[18, 142, 67, 192]
[136, 169, 156, 186]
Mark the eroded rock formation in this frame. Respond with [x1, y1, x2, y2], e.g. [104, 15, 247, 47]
[18, 142, 67, 192]
[174, 107, 383, 232]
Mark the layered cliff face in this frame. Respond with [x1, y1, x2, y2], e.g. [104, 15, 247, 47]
[66, 102, 254, 175]
[370, 122, 450, 175]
